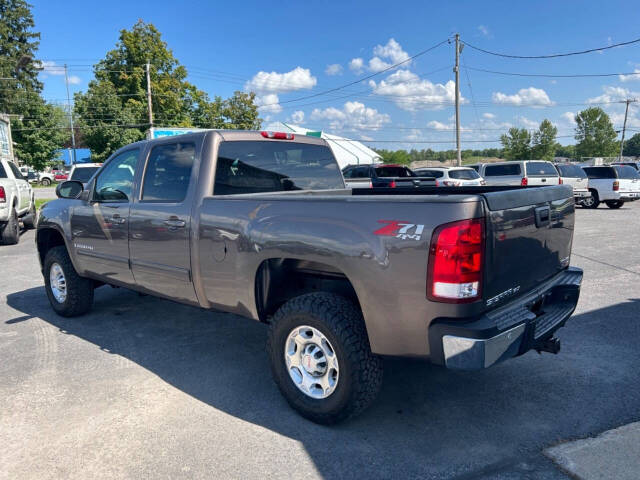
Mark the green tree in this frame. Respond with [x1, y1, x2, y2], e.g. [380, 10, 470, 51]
[574, 107, 618, 158]
[555, 144, 576, 158]
[622, 132, 640, 157]
[500, 127, 531, 160]
[531, 119, 558, 160]
[75, 20, 261, 160]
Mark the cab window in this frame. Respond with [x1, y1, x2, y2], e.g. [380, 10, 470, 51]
[94, 149, 139, 202]
[142, 142, 196, 202]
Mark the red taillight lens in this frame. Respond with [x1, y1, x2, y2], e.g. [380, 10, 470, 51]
[559, 177, 563, 184]
[261, 131, 294, 140]
[389, 180, 396, 188]
[0, 186, 5, 203]
[427, 218, 484, 303]
[520, 177, 528, 186]
[613, 180, 619, 191]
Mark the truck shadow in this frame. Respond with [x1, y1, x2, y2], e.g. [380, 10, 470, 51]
[6, 286, 640, 478]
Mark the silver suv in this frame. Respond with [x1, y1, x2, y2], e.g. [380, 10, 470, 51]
[477, 161, 560, 186]
[412, 166, 485, 186]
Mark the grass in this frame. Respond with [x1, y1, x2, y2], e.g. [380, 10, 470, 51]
[35, 199, 52, 210]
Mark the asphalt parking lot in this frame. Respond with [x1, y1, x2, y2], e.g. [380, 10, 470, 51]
[1, 201, 639, 480]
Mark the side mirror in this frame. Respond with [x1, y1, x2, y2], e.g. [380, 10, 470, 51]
[56, 180, 84, 199]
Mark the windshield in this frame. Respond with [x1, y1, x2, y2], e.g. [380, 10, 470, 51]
[375, 166, 414, 177]
[449, 169, 481, 180]
[614, 165, 640, 179]
[526, 162, 558, 176]
[214, 141, 343, 194]
[556, 164, 587, 178]
[70, 166, 100, 182]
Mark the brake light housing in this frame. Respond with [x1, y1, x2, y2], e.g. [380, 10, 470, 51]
[613, 180, 619, 191]
[559, 177, 563, 184]
[389, 179, 396, 188]
[427, 218, 484, 303]
[520, 177, 528, 186]
[261, 131, 294, 140]
[0, 186, 5, 203]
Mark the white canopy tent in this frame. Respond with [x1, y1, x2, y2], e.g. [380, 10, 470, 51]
[269, 122, 382, 169]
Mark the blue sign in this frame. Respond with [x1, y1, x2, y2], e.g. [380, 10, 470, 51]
[150, 128, 204, 139]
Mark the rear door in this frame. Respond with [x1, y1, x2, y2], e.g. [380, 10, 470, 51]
[482, 163, 523, 186]
[129, 140, 198, 303]
[448, 168, 483, 186]
[482, 185, 575, 307]
[525, 161, 560, 186]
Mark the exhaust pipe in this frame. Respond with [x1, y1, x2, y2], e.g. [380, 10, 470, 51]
[536, 337, 561, 355]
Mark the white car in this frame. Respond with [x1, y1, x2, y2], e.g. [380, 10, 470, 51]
[477, 161, 560, 186]
[582, 165, 640, 209]
[554, 164, 591, 201]
[412, 167, 485, 186]
[0, 159, 36, 244]
[19, 166, 55, 186]
[68, 163, 103, 184]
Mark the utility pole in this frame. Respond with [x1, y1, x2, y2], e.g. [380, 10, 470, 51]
[618, 99, 636, 161]
[145, 62, 153, 129]
[64, 64, 77, 165]
[454, 34, 462, 166]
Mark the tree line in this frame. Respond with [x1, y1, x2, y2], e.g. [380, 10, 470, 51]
[1, 1, 261, 169]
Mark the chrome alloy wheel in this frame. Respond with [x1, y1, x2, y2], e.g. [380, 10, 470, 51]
[49, 262, 67, 303]
[284, 325, 339, 399]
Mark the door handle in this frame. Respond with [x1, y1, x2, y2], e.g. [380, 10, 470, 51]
[164, 218, 186, 228]
[109, 214, 126, 224]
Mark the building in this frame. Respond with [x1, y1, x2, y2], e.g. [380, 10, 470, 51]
[0, 114, 14, 162]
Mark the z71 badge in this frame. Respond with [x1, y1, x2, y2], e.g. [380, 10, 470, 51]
[374, 220, 425, 240]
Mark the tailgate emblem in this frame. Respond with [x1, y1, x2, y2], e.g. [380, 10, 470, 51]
[374, 220, 425, 240]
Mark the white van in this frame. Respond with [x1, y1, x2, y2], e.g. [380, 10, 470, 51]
[479, 161, 560, 186]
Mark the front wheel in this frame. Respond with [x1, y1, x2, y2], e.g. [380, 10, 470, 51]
[44, 246, 94, 317]
[583, 190, 600, 209]
[40, 177, 51, 186]
[267, 292, 383, 424]
[605, 200, 624, 209]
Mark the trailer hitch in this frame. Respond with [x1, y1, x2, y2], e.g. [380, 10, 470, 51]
[536, 337, 561, 355]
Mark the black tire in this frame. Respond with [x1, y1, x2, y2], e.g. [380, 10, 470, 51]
[1, 208, 19, 245]
[40, 177, 51, 186]
[22, 202, 37, 229]
[583, 190, 600, 209]
[267, 292, 383, 424]
[605, 200, 624, 209]
[44, 245, 94, 317]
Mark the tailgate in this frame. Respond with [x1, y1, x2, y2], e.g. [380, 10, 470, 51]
[394, 177, 437, 187]
[481, 185, 574, 306]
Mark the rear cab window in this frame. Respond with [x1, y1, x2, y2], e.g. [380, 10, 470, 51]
[556, 164, 587, 178]
[583, 167, 616, 179]
[142, 142, 196, 202]
[449, 169, 480, 180]
[374, 166, 414, 178]
[484, 164, 522, 176]
[214, 141, 343, 195]
[525, 162, 558, 176]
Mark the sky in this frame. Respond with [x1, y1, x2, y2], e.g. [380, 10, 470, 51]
[30, 0, 640, 151]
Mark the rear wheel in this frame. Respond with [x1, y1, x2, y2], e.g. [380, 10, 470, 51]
[22, 202, 37, 229]
[605, 200, 624, 209]
[267, 292, 383, 424]
[1, 208, 19, 245]
[40, 177, 51, 186]
[44, 246, 94, 317]
[583, 190, 599, 209]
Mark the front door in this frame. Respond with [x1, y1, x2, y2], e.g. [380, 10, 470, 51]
[129, 141, 198, 303]
[70, 149, 140, 285]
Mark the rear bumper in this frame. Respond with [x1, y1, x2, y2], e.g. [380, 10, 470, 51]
[429, 267, 583, 370]
[573, 190, 591, 198]
[620, 192, 640, 201]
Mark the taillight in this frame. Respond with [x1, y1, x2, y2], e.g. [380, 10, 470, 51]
[389, 180, 396, 188]
[427, 218, 484, 303]
[613, 180, 619, 191]
[520, 177, 528, 186]
[435, 179, 439, 187]
[261, 131, 294, 140]
[559, 177, 563, 184]
[368, 180, 373, 188]
[0, 186, 5, 203]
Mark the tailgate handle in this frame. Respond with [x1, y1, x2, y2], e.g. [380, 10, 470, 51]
[535, 206, 550, 228]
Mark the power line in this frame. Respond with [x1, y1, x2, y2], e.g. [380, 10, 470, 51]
[465, 66, 640, 78]
[463, 35, 640, 59]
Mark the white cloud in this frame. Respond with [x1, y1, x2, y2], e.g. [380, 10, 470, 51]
[290, 110, 305, 124]
[492, 87, 554, 107]
[478, 25, 490, 37]
[245, 66, 317, 94]
[325, 63, 343, 76]
[516, 116, 539, 129]
[561, 112, 576, 125]
[367, 38, 410, 72]
[68, 75, 81, 85]
[255, 93, 282, 114]
[310, 101, 390, 131]
[369, 69, 461, 111]
[404, 129, 421, 141]
[587, 85, 639, 104]
[482, 112, 496, 119]
[619, 69, 640, 82]
[427, 120, 452, 131]
[37, 60, 65, 75]
[349, 58, 364, 73]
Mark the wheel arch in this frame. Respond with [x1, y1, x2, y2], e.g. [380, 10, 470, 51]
[36, 227, 68, 270]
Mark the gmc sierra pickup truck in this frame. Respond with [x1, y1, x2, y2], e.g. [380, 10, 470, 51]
[37, 130, 583, 424]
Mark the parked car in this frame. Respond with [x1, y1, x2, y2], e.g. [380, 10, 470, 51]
[554, 164, 591, 203]
[412, 167, 485, 186]
[478, 161, 560, 186]
[0, 159, 36, 244]
[342, 164, 436, 188]
[581, 165, 640, 208]
[68, 163, 102, 184]
[37, 171, 55, 186]
[38, 130, 583, 424]
[611, 161, 639, 171]
[19, 166, 55, 186]
[53, 170, 68, 182]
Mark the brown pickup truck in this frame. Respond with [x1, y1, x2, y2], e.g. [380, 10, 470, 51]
[37, 130, 583, 423]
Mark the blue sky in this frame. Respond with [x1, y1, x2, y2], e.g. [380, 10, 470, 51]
[32, 0, 640, 150]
